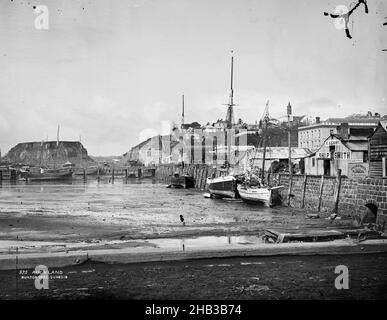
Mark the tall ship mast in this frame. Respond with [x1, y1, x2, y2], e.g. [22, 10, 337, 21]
[224, 51, 236, 129]
[206, 51, 240, 199]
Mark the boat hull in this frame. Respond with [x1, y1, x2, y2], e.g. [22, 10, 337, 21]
[237, 184, 272, 206]
[23, 169, 73, 181]
[206, 176, 237, 198]
[169, 175, 194, 189]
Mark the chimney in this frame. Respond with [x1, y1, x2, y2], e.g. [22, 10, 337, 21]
[337, 122, 349, 140]
[316, 116, 320, 124]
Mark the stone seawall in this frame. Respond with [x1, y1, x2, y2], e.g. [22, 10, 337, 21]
[156, 164, 387, 228]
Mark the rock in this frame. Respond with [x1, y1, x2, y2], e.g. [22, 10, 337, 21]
[2, 141, 95, 167]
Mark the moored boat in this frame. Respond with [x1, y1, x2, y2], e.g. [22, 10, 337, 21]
[206, 175, 238, 198]
[20, 167, 73, 181]
[168, 173, 194, 189]
[205, 52, 240, 199]
[237, 184, 283, 207]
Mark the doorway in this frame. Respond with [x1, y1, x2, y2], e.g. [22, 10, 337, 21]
[323, 160, 330, 176]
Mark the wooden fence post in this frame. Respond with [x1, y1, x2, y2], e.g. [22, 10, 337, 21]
[333, 169, 342, 213]
[301, 174, 307, 209]
[317, 175, 325, 212]
[286, 174, 293, 207]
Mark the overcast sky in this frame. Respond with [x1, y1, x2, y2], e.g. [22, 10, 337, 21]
[0, 0, 386, 156]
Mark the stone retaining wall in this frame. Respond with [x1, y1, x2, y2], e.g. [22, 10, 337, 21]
[155, 164, 387, 228]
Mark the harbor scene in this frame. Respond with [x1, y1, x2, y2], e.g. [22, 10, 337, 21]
[0, 0, 386, 306]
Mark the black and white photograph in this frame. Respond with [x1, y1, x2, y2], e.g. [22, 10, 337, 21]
[0, 0, 386, 313]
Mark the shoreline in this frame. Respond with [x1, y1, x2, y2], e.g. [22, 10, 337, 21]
[1, 238, 387, 270]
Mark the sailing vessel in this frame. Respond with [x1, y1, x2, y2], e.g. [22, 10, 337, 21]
[237, 101, 283, 206]
[21, 167, 73, 181]
[206, 51, 240, 198]
[21, 126, 73, 181]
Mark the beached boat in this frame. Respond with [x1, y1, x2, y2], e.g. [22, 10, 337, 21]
[168, 173, 194, 189]
[20, 126, 74, 181]
[206, 175, 238, 198]
[237, 184, 283, 206]
[20, 167, 73, 181]
[237, 101, 284, 206]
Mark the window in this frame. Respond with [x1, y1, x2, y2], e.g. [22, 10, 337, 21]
[312, 158, 315, 167]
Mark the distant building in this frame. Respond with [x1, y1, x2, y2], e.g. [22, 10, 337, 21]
[368, 121, 387, 178]
[125, 136, 167, 166]
[277, 115, 315, 126]
[298, 117, 379, 151]
[246, 147, 313, 174]
[304, 133, 369, 177]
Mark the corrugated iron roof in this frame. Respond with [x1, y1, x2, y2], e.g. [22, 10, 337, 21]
[249, 147, 313, 159]
[343, 141, 368, 151]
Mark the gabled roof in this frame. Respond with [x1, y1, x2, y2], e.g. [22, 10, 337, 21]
[131, 138, 151, 150]
[368, 121, 387, 139]
[316, 134, 368, 153]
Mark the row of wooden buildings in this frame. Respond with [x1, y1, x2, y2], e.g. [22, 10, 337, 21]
[124, 120, 387, 180]
[302, 121, 387, 179]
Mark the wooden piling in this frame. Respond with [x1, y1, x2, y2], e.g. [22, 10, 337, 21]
[83, 168, 86, 180]
[199, 167, 202, 189]
[333, 169, 342, 213]
[193, 166, 198, 189]
[112, 168, 115, 183]
[138, 168, 142, 179]
[301, 174, 307, 208]
[97, 167, 100, 181]
[10, 169, 16, 181]
[0, 170, 2, 181]
[202, 167, 208, 190]
[286, 174, 293, 207]
[317, 175, 325, 212]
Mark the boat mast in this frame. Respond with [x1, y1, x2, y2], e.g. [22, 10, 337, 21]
[261, 100, 270, 182]
[287, 102, 292, 175]
[57, 124, 60, 147]
[181, 93, 185, 128]
[225, 51, 236, 130]
[224, 51, 236, 169]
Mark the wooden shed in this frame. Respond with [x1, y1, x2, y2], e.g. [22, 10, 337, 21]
[369, 121, 387, 178]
